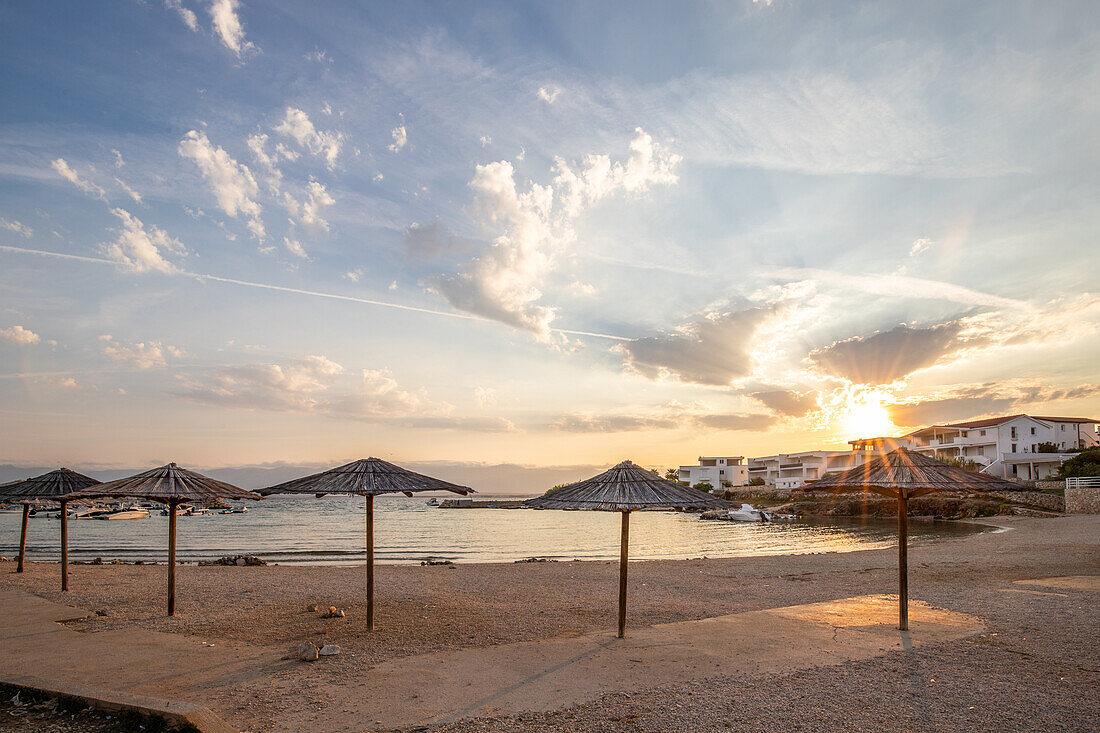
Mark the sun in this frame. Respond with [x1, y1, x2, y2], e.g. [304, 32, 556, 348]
[842, 394, 898, 438]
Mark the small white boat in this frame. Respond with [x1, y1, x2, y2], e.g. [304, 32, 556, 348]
[724, 503, 770, 522]
[96, 505, 150, 520]
[426, 498, 439, 506]
[220, 505, 249, 514]
[71, 506, 110, 519]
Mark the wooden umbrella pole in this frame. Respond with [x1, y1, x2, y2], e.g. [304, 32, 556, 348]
[168, 500, 177, 616]
[60, 500, 69, 591]
[898, 494, 908, 631]
[17, 504, 29, 573]
[367, 494, 375, 631]
[617, 510, 630, 638]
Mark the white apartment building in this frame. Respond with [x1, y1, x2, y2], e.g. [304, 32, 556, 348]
[680, 414, 1098, 491]
[678, 456, 748, 488]
[746, 451, 870, 489]
[850, 414, 1099, 481]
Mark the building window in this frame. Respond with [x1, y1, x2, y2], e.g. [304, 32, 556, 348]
[1011, 427, 1017, 438]
[1011, 443, 1017, 452]
[1030, 427, 1036, 435]
[1061, 425, 1066, 431]
[980, 430, 986, 436]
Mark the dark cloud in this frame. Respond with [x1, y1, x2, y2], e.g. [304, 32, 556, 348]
[811, 321, 971, 385]
[751, 390, 819, 417]
[403, 221, 473, 260]
[550, 414, 681, 433]
[549, 410, 775, 433]
[695, 413, 777, 431]
[887, 382, 1100, 428]
[615, 308, 773, 386]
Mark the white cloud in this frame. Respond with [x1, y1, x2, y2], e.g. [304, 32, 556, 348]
[909, 238, 934, 257]
[178, 129, 265, 240]
[389, 280, 398, 291]
[554, 128, 680, 217]
[283, 235, 307, 259]
[246, 133, 283, 194]
[474, 386, 497, 407]
[175, 355, 344, 412]
[114, 177, 143, 204]
[51, 158, 107, 201]
[388, 124, 408, 153]
[770, 267, 1025, 310]
[174, 357, 507, 430]
[305, 49, 330, 64]
[274, 107, 343, 168]
[344, 267, 364, 282]
[434, 160, 560, 337]
[165, 0, 199, 31]
[536, 86, 560, 104]
[480, 135, 492, 147]
[102, 208, 186, 273]
[99, 334, 184, 369]
[328, 369, 449, 420]
[208, 0, 256, 57]
[283, 178, 334, 231]
[0, 325, 41, 345]
[111, 149, 125, 168]
[434, 128, 680, 339]
[0, 218, 33, 238]
[372, 172, 384, 182]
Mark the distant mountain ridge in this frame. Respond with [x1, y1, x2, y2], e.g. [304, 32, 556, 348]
[0, 460, 606, 496]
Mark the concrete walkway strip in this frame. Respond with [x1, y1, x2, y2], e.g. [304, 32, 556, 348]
[326, 594, 985, 729]
[0, 588, 987, 732]
[2, 673, 237, 733]
[1014, 575, 1100, 592]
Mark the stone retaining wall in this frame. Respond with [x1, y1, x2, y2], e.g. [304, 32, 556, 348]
[987, 490, 1064, 512]
[1065, 487, 1100, 514]
[1033, 481, 1064, 491]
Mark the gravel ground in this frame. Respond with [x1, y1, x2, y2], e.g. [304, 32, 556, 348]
[1, 515, 1096, 732]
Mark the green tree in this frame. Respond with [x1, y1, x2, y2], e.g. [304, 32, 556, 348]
[692, 482, 714, 493]
[664, 468, 680, 481]
[1036, 442, 1059, 454]
[1058, 447, 1100, 478]
[748, 477, 765, 486]
[932, 455, 982, 472]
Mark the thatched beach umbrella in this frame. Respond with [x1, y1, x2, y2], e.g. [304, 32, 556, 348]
[258, 458, 474, 630]
[524, 460, 728, 638]
[0, 468, 100, 586]
[70, 463, 261, 615]
[807, 447, 1021, 630]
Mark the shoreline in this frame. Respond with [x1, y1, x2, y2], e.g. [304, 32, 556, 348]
[1, 511, 996, 567]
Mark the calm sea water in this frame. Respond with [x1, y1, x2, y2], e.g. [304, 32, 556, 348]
[0, 495, 995, 565]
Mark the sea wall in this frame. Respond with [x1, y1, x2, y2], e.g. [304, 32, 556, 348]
[985, 490, 1064, 512]
[1065, 487, 1100, 514]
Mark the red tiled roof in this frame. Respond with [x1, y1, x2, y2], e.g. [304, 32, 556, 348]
[914, 414, 1100, 432]
[936, 414, 1026, 429]
[1032, 416, 1100, 424]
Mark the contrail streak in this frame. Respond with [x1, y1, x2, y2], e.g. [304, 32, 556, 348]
[0, 244, 631, 341]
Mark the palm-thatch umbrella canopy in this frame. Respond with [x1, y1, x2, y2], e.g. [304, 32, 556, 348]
[70, 463, 261, 616]
[525, 460, 728, 638]
[258, 458, 474, 630]
[806, 447, 1021, 630]
[0, 468, 100, 583]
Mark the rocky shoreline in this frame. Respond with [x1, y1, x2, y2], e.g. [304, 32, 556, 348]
[721, 487, 1066, 519]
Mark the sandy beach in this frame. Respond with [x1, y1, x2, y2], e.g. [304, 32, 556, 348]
[1, 514, 1098, 732]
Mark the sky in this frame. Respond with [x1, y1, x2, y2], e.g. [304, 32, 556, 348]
[0, 0, 1098, 486]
